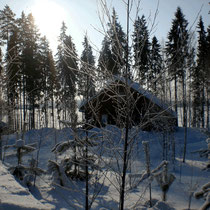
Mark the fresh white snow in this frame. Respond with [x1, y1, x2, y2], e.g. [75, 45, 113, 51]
[0, 126, 209, 209]
[0, 161, 49, 209]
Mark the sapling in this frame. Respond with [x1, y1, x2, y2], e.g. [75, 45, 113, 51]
[154, 162, 175, 201]
[49, 133, 98, 185]
[24, 158, 45, 187]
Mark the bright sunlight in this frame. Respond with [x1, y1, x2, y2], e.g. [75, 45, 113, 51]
[31, 0, 67, 42]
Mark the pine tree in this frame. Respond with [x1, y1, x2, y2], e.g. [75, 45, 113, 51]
[20, 13, 42, 129]
[78, 35, 95, 99]
[0, 5, 17, 130]
[133, 15, 150, 87]
[5, 24, 21, 131]
[47, 51, 58, 128]
[38, 36, 57, 127]
[0, 5, 16, 44]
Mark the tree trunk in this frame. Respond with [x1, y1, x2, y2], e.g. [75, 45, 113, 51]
[182, 76, 187, 163]
[119, 1, 130, 209]
[174, 75, 178, 125]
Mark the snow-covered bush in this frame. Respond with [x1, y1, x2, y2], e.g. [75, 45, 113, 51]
[3, 138, 45, 186]
[48, 134, 99, 185]
[194, 182, 210, 210]
[154, 162, 175, 201]
[194, 138, 210, 209]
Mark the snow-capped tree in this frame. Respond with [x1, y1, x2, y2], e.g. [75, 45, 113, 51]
[48, 129, 99, 184]
[154, 161, 175, 201]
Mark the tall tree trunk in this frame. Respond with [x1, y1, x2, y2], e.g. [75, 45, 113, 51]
[51, 95, 54, 128]
[182, 75, 187, 163]
[120, 1, 130, 209]
[174, 75, 178, 126]
[201, 84, 205, 128]
[207, 89, 209, 130]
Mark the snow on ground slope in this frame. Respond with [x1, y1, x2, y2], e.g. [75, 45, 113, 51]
[1, 126, 209, 209]
[0, 161, 49, 210]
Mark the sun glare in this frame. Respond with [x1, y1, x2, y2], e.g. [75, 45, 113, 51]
[31, 0, 67, 44]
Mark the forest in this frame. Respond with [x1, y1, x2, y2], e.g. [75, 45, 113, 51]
[0, 3, 209, 131]
[0, 1, 210, 209]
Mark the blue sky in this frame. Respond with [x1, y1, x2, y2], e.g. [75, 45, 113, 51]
[0, 0, 209, 55]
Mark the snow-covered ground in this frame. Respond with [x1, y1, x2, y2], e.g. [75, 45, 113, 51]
[0, 161, 49, 209]
[1, 126, 209, 209]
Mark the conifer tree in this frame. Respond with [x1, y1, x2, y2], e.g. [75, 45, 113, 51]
[0, 5, 16, 44]
[165, 7, 189, 123]
[0, 47, 2, 73]
[98, 35, 114, 80]
[5, 25, 20, 130]
[38, 36, 58, 128]
[108, 8, 127, 76]
[148, 36, 163, 94]
[195, 17, 208, 128]
[19, 13, 42, 129]
[78, 35, 95, 99]
[0, 5, 17, 130]
[56, 21, 78, 123]
[206, 26, 210, 130]
[133, 15, 150, 87]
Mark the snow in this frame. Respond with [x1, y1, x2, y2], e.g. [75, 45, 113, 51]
[0, 161, 49, 209]
[0, 126, 209, 209]
[16, 139, 25, 147]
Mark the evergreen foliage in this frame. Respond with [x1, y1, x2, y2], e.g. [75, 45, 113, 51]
[165, 7, 189, 116]
[148, 36, 163, 94]
[133, 15, 150, 87]
[192, 17, 208, 128]
[0, 5, 16, 43]
[98, 35, 114, 80]
[108, 9, 126, 76]
[56, 22, 78, 123]
[78, 35, 95, 98]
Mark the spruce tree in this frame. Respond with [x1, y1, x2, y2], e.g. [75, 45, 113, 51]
[165, 7, 189, 123]
[108, 8, 126, 76]
[195, 17, 208, 128]
[148, 36, 163, 94]
[0, 47, 2, 74]
[133, 15, 150, 87]
[206, 26, 210, 130]
[56, 22, 78, 123]
[98, 35, 114, 80]
[79, 35, 95, 99]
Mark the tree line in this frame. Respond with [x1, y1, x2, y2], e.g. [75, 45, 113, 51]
[0, 5, 209, 131]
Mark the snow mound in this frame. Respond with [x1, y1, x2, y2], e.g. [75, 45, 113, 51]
[152, 201, 176, 210]
[0, 161, 49, 210]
